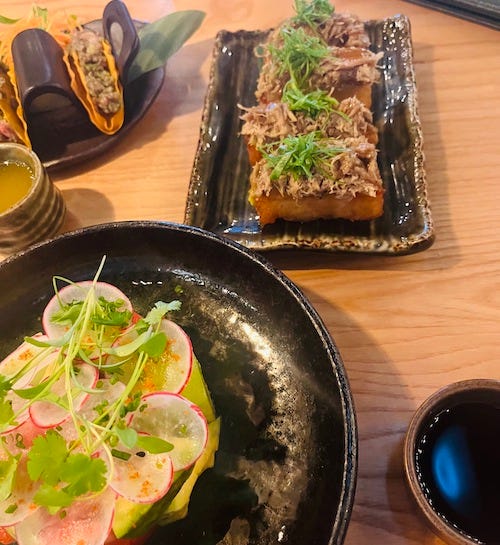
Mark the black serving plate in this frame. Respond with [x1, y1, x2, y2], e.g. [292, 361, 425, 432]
[185, 15, 434, 254]
[0, 221, 357, 545]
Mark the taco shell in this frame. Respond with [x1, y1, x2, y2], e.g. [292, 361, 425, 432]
[0, 65, 31, 146]
[64, 28, 124, 135]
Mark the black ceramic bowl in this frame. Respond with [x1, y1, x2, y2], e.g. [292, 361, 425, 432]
[0, 221, 357, 545]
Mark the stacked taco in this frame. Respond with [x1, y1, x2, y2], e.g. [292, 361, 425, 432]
[0, 5, 126, 146]
[240, 0, 385, 226]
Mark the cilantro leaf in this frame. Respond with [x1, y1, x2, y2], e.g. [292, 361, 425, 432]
[92, 297, 132, 327]
[27, 430, 68, 485]
[144, 301, 181, 326]
[60, 454, 107, 496]
[50, 301, 83, 325]
[34, 484, 73, 508]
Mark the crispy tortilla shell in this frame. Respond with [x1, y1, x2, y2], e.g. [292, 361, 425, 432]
[64, 37, 124, 135]
[0, 66, 31, 146]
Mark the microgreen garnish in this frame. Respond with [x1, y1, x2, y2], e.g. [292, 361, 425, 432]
[292, 0, 334, 28]
[0, 256, 185, 511]
[136, 435, 173, 454]
[260, 132, 347, 180]
[267, 25, 329, 87]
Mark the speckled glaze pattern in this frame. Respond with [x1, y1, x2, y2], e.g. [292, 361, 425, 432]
[0, 221, 357, 545]
[185, 15, 434, 255]
[0, 143, 65, 254]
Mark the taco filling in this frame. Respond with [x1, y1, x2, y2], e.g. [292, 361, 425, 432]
[65, 28, 124, 134]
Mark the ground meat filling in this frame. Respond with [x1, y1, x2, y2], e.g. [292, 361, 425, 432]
[311, 47, 383, 89]
[240, 95, 377, 150]
[250, 137, 382, 201]
[243, 5, 385, 223]
[256, 45, 382, 104]
[315, 12, 371, 48]
[69, 29, 121, 116]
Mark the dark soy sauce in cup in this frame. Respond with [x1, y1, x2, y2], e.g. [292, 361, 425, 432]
[415, 402, 500, 543]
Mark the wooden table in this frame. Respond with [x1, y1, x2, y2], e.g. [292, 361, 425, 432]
[1, 1, 499, 544]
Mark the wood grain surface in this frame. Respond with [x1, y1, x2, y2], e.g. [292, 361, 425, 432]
[1, 1, 499, 544]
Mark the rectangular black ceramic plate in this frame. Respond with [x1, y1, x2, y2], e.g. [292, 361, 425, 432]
[185, 15, 434, 255]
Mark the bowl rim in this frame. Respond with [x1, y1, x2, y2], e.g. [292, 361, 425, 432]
[403, 378, 500, 545]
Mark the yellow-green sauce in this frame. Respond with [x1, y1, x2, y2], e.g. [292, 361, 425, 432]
[0, 160, 34, 214]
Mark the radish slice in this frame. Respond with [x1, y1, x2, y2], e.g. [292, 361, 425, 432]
[15, 486, 116, 545]
[158, 320, 193, 394]
[0, 456, 39, 527]
[42, 281, 133, 339]
[1, 344, 59, 436]
[109, 319, 193, 395]
[29, 363, 99, 429]
[2, 418, 45, 453]
[130, 392, 208, 472]
[132, 320, 193, 395]
[81, 379, 126, 421]
[0, 334, 45, 375]
[109, 436, 174, 503]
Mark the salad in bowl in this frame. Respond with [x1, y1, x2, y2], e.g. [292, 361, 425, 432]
[0, 258, 219, 545]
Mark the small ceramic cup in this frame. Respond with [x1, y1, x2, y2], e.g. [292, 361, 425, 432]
[404, 379, 500, 545]
[0, 143, 65, 254]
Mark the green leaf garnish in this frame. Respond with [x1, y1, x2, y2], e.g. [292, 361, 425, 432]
[267, 26, 329, 86]
[141, 332, 167, 358]
[27, 430, 68, 485]
[0, 455, 18, 502]
[127, 10, 206, 84]
[144, 301, 181, 326]
[282, 80, 339, 118]
[33, 484, 73, 509]
[115, 425, 138, 449]
[136, 435, 173, 454]
[13, 380, 52, 400]
[0, 14, 20, 24]
[50, 301, 83, 326]
[260, 132, 347, 180]
[292, 0, 334, 28]
[60, 454, 107, 496]
[92, 297, 132, 327]
[104, 329, 153, 358]
[27, 430, 107, 508]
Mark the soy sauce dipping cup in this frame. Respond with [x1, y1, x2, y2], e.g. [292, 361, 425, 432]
[0, 143, 66, 254]
[404, 379, 500, 545]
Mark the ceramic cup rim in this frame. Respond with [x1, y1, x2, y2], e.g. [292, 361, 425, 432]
[0, 142, 44, 218]
[403, 378, 500, 545]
